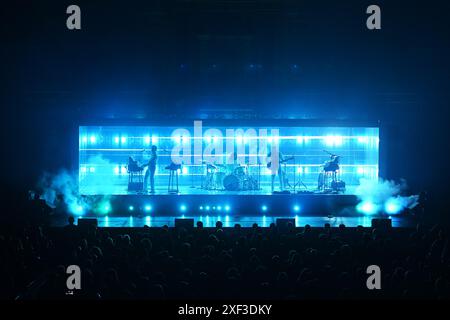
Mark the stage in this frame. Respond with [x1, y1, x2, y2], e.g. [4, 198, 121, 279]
[76, 192, 362, 217]
[71, 122, 387, 223]
[78, 123, 379, 197]
[54, 215, 413, 228]
[79, 185, 359, 196]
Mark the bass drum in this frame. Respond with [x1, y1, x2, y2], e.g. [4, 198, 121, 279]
[234, 165, 247, 177]
[223, 174, 240, 191]
[214, 172, 226, 189]
[242, 177, 258, 190]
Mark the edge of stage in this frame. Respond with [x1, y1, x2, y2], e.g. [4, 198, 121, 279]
[80, 192, 360, 217]
[72, 215, 413, 228]
[57, 192, 415, 228]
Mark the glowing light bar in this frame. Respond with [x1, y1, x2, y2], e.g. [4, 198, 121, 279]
[172, 135, 182, 144]
[324, 135, 343, 146]
[357, 201, 377, 215]
[384, 198, 403, 214]
[101, 204, 111, 214]
[72, 205, 84, 215]
[358, 136, 369, 143]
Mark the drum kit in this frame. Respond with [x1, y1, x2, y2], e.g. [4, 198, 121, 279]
[126, 148, 344, 194]
[202, 161, 259, 191]
[200, 150, 346, 193]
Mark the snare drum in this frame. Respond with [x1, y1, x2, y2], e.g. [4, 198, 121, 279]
[233, 165, 247, 177]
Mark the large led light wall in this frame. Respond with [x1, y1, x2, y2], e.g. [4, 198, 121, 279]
[79, 124, 379, 195]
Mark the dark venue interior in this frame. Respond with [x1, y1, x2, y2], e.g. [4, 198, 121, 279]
[1, 0, 450, 303]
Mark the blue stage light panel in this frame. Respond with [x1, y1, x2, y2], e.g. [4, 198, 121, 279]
[172, 135, 182, 144]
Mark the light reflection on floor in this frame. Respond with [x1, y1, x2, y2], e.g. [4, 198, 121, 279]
[79, 185, 359, 196]
[75, 215, 413, 228]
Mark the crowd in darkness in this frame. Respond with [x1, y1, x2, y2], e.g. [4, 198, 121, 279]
[0, 216, 449, 300]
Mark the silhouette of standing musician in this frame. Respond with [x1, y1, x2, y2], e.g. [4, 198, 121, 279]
[143, 145, 158, 193]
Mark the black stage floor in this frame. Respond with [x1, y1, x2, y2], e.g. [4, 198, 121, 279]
[61, 215, 414, 228]
[80, 192, 360, 217]
[69, 189, 412, 228]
